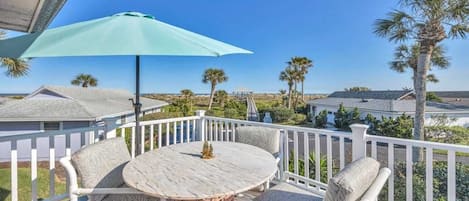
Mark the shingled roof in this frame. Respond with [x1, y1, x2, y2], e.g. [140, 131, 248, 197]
[328, 90, 414, 100]
[0, 86, 168, 121]
[431, 91, 469, 98]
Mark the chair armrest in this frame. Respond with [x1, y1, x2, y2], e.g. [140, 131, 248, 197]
[275, 156, 281, 165]
[74, 187, 144, 195]
[59, 157, 79, 195]
[360, 168, 391, 201]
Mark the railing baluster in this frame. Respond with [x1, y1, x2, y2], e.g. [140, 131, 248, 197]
[165, 123, 170, 146]
[215, 121, 218, 141]
[49, 136, 55, 197]
[406, 145, 413, 201]
[158, 124, 162, 148]
[11, 140, 18, 201]
[80, 132, 85, 147]
[293, 131, 299, 182]
[209, 119, 213, 141]
[371, 140, 377, 159]
[339, 136, 344, 170]
[65, 134, 71, 157]
[31, 137, 38, 201]
[284, 130, 289, 179]
[447, 150, 456, 201]
[315, 133, 320, 183]
[303, 132, 309, 180]
[231, 122, 235, 142]
[426, 147, 433, 201]
[131, 127, 136, 158]
[173, 121, 177, 144]
[141, 126, 145, 154]
[186, 120, 190, 143]
[180, 121, 184, 143]
[89, 129, 95, 144]
[224, 121, 229, 141]
[388, 143, 394, 201]
[150, 125, 154, 150]
[326, 135, 332, 179]
[220, 121, 224, 141]
[192, 119, 196, 142]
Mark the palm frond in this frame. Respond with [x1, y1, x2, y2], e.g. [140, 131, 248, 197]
[1, 58, 29, 77]
[374, 10, 415, 42]
[448, 23, 469, 38]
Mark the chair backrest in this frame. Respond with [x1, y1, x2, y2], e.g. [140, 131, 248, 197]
[71, 137, 131, 201]
[235, 126, 280, 156]
[324, 157, 388, 201]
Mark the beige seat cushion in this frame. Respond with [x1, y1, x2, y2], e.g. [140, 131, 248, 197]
[324, 157, 380, 201]
[255, 182, 323, 201]
[235, 126, 280, 155]
[71, 137, 131, 201]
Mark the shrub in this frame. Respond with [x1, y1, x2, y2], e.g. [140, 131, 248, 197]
[267, 107, 295, 123]
[426, 126, 469, 145]
[288, 152, 330, 183]
[224, 108, 240, 119]
[314, 110, 328, 128]
[334, 104, 349, 129]
[292, 113, 307, 124]
[380, 161, 469, 201]
[334, 104, 362, 130]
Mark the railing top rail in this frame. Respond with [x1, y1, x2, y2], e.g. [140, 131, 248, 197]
[119, 116, 201, 128]
[204, 116, 352, 138]
[0, 125, 105, 142]
[367, 135, 469, 153]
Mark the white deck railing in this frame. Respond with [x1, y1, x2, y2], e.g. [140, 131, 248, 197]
[0, 110, 468, 201]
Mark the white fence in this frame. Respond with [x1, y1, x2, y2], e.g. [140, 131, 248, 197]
[0, 110, 468, 201]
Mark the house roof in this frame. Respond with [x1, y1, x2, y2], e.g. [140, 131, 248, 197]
[308, 98, 469, 114]
[328, 90, 414, 100]
[0, 85, 168, 122]
[431, 91, 469, 98]
[0, 0, 66, 33]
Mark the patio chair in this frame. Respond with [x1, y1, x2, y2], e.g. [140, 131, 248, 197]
[235, 126, 282, 190]
[255, 157, 391, 201]
[60, 137, 161, 201]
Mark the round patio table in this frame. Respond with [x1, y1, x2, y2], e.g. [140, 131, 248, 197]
[123, 141, 278, 201]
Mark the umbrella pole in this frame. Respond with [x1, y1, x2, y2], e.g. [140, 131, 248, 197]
[135, 55, 142, 155]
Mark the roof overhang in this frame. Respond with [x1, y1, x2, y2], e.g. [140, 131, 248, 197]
[0, 0, 66, 33]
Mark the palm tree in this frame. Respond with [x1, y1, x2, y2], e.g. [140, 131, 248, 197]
[180, 89, 194, 112]
[374, 0, 469, 151]
[71, 74, 98, 88]
[202, 68, 228, 110]
[214, 90, 228, 108]
[287, 57, 313, 101]
[279, 67, 295, 109]
[0, 30, 30, 77]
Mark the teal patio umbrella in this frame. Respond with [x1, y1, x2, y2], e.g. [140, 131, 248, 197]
[0, 12, 252, 154]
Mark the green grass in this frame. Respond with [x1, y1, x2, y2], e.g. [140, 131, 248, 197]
[0, 167, 66, 201]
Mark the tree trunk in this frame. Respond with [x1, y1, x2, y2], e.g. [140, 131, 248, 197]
[287, 85, 292, 109]
[301, 80, 305, 102]
[413, 43, 434, 161]
[293, 82, 298, 110]
[208, 84, 216, 110]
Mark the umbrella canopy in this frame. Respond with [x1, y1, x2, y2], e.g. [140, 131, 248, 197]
[0, 11, 252, 155]
[0, 12, 252, 58]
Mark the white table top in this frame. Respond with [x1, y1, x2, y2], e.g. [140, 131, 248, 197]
[123, 141, 277, 200]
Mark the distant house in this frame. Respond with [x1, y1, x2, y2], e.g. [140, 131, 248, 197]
[431, 91, 469, 107]
[0, 86, 168, 161]
[308, 90, 469, 127]
[0, 85, 168, 136]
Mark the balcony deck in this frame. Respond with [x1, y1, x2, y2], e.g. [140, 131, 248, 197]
[0, 112, 468, 201]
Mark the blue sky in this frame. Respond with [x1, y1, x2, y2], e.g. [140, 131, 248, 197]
[1, 0, 468, 94]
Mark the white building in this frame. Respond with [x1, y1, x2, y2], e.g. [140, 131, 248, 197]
[0, 85, 168, 161]
[308, 90, 469, 127]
